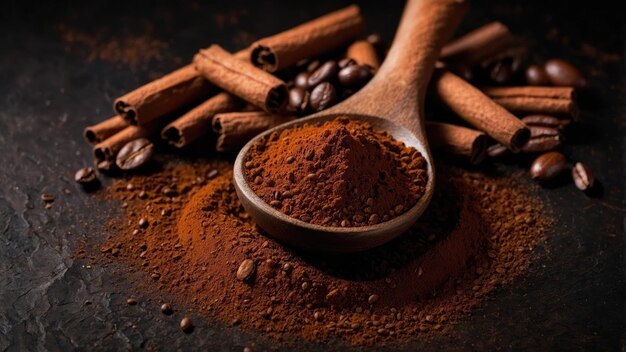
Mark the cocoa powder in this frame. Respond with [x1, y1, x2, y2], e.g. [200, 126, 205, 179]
[94, 157, 551, 346]
[244, 117, 428, 226]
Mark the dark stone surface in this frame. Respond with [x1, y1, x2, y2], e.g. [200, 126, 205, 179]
[0, 0, 624, 351]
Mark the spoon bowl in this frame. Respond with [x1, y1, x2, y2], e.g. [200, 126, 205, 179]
[233, 0, 468, 252]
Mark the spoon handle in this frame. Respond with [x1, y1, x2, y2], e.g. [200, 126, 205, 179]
[357, 0, 468, 133]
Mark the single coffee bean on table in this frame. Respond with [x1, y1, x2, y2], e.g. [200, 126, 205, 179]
[180, 317, 194, 333]
[530, 151, 569, 182]
[572, 162, 595, 191]
[74, 167, 98, 185]
[116, 138, 154, 170]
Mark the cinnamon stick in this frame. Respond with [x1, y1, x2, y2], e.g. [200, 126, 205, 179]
[93, 123, 158, 163]
[346, 40, 381, 70]
[161, 92, 243, 147]
[114, 49, 250, 126]
[212, 111, 294, 152]
[83, 115, 128, 144]
[482, 86, 578, 118]
[440, 21, 514, 65]
[250, 5, 365, 72]
[426, 121, 488, 165]
[433, 69, 530, 152]
[194, 45, 288, 114]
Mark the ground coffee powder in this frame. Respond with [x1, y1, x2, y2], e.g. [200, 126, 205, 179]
[244, 117, 428, 226]
[93, 157, 550, 346]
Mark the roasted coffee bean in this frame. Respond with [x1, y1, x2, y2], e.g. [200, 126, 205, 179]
[180, 317, 194, 332]
[41, 194, 55, 203]
[96, 159, 116, 173]
[487, 143, 510, 158]
[338, 57, 357, 69]
[529, 125, 561, 139]
[288, 87, 310, 115]
[307, 60, 338, 87]
[521, 125, 562, 153]
[139, 218, 149, 229]
[338, 64, 373, 88]
[572, 162, 595, 191]
[310, 82, 338, 111]
[525, 64, 550, 85]
[116, 138, 154, 170]
[161, 303, 173, 315]
[127, 298, 137, 305]
[488, 55, 522, 84]
[521, 114, 569, 129]
[530, 151, 568, 181]
[368, 294, 379, 304]
[74, 167, 97, 185]
[237, 259, 256, 281]
[294, 71, 310, 90]
[544, 59, 587, 88]
[306, 60, 321, 73]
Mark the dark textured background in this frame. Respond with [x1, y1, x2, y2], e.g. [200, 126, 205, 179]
[0, 0, 624, 351]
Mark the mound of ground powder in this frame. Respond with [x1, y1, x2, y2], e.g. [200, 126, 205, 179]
[93, 158, 551, 346]
[243, 117, 428, 226]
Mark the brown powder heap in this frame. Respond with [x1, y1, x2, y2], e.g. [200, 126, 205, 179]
[95, 158, 550, 346]
[244, 117, 428, 226]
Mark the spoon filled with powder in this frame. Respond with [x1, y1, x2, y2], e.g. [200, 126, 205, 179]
[234, 0, 468, 252]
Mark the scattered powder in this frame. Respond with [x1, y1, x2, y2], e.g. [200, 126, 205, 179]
[91, 157, 551, 346]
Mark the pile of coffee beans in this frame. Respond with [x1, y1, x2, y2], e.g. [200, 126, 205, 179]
[283, 58, 374, 116]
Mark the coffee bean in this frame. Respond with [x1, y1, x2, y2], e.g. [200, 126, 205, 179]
[41, 194, 55, 203]
[160, 303, 173, 315]
[139, 218, 149, 229]
[368, 294, 379, 304]
[74, 167, 97, 185]
[310, 82, 338, 111]
[338, 64, 373, 88]
[96, 159, 117, 173]
[307, 60, 338, 87]
[529, 126, 561, 139]
[525, 65, 550, 85]
[306, 60, 321, 73]
[544, 59, 587, 88]
[521, 125, 562, 153]
[207, 169, 219, 179]
[287, 87, 310, 115]
[237, 259, 256, 281]
[572, 162, 594, 191]
[521, 114, 569, 129]
[180, 317, 194, 333]
[338, 57, 357, 69]
[487, 143, 510, 158]
[116, 138, 154, 170]
[162, 187, 178, 197]
[530, 151, 568, 181]
[127, 298, 137, 305]
[294, 71, 310, 90]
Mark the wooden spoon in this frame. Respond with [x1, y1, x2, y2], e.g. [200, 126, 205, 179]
[233, 0, 468, 252]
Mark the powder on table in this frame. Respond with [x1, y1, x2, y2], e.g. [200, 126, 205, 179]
[92, 158, 551, 346]
[244, 117, 428, 227]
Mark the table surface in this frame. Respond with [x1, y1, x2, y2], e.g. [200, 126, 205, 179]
[0, 0, 624, 351]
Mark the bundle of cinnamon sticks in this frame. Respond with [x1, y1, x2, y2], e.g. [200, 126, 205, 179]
[84, 6, 581, 170]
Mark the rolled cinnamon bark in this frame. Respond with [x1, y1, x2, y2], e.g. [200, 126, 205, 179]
[194, 45, 288, 114]
[346, 40, 381, 70]
[426, 121, 488, 165]
[161, 92, 243, 147]
[440, 21, 514, 65]
[212, 111, 294, 152]
[93, 123, 158, 163]
[482, 86, 578, 118]
[114, 49, 251, 126]
[83, 115, 128, 144]
[433, 69, 530, 152]
[250, 5, 365, 72]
